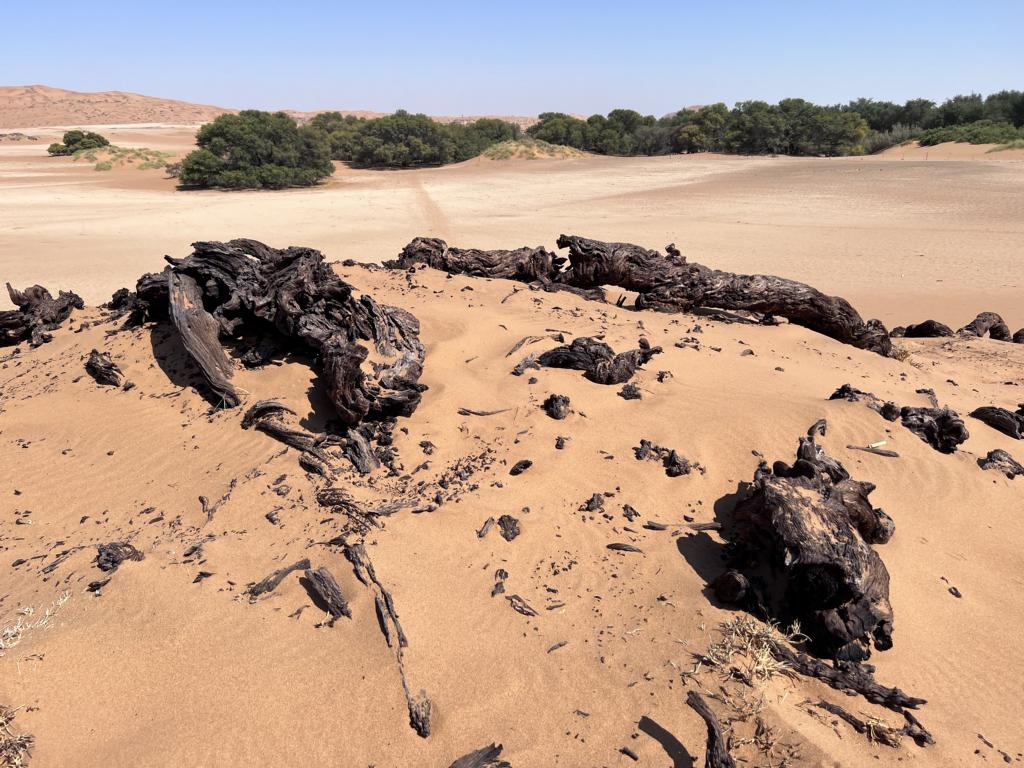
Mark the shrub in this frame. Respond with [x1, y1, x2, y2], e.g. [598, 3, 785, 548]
[94, 161, 113, 171]
[47, 129, 110, 156]
[918, 120, 1024, 146]
[863, 123, 923, 154]
[179, 111, 334, 189]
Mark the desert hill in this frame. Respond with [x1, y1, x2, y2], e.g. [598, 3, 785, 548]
[1, 235, 1022, 767]
[0, 84, 538, 130]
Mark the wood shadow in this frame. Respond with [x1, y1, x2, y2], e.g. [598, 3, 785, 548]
[675, 481, 749, 603]
[639, 716, 695, 767]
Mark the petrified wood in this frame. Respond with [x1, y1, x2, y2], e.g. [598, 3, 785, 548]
[725, 420, 895, 661]
[1, 283, 83, 347]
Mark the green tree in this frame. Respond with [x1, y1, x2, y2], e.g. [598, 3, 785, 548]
[178, 111, 333, 189]
[47, 129, 110, 156]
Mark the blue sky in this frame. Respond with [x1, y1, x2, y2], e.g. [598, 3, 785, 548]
[2, 1, 1021, 115]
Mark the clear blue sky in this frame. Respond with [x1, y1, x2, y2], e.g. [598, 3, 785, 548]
[3, 0, 1021, 115]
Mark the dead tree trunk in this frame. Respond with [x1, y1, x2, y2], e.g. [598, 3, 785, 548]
[958, 312, 1010, 340]
[390, 236, 891, 355]
[1, 283, 83, 347]
[722, 420, 895, 661]
[127, 239, 426, 427]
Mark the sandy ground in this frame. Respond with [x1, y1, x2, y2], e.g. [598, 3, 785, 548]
[2, 127, 1024, 767]
[1, 127, 1022, 332]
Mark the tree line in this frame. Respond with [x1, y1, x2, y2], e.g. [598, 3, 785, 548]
[173, 90, 1024, 188]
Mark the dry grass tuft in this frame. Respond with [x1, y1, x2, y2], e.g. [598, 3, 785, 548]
[0, 591, 70, 656]
[0, 706, 33, 768]
[698, 615, 802, 685]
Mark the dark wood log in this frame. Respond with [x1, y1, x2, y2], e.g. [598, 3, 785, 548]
[542, 394, 571, 419]
[726, 421, 895, 660]
[127, 239, 426, 427]
[634, 439, 702, 476]
[241, 401, 339, 476]
[95, 542, 144, 572]
[1014, 328, 1024, 344]
[246, 558, 311, 598]
[900, 406, 969, 453]
[814, 700, 902, 747]
[970, 405, 1024, 439]
[85, 349, 124, 386]
[343, 543, 407, 647]
[531, 336, 662, 385]
[508, 459, 532, 476]
[1, 283, 83, 347]
[448, 743, 510, 768]
[303, 566, 352, 621]
[389, 236, 560, 282]
[959, 312, 1010, 340]
[894, 320, 953, 338]
[770, 642, 925, 710]
[168, 271, 240, 406]
[685, 691, 735, 768]
[979, 449, 1024, 478]
[554, 235, 892, 356]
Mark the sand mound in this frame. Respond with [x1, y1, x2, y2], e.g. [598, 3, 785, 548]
[2, 237, 1023, 767]
[482, 138, 584, 160]
[0, 85, 231, 129]
[877, 140, 1024, 161]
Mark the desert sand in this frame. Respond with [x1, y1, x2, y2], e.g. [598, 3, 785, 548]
[2, 125, 1024, 768]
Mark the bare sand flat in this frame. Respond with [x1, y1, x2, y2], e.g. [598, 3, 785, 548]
[1, 127, 1021, 330]
[2, 127, 1024, 768]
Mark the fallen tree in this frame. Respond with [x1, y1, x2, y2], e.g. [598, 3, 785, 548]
[2, 283, 83, 347]
[391, 235, 893, 355]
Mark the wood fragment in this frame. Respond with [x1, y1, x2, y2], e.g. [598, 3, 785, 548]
[94, 542, 144, 572]
[814, 700, 902, 748]
[979, 448, 1024, 479]
[506, 594, 538, 616]
[970, 405, 1024, 439]
[498, 515, 521, 541]
[1, 282, 83, 347]
[458, 407, 512, 417]
[448, 743, 510, 768]
[303, 566, 352, 622]
[607, 543, 643, 553]
[84, 349, 123, 386]
[847, 444, 900, 458]
[246, 558, 311, 598]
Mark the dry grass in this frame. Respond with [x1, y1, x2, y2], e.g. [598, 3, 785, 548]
[482, 138, 584, 160]
[0, 591, 70, 657]
[697, 615, 802, 685]
[0, 706, 33, 768]
[888, 345, 912, 362]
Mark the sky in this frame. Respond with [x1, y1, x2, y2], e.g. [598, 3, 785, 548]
[2, 1, 1022, 116]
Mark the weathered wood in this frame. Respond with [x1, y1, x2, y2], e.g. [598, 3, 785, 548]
[770, 642, 925, 710]
[128, 239, 426, 427]
[168, 271, 240, 406]
[246, 558, 311, 598]
[634, 439, 701, 476]
[814, 700, 902, 747]
[448, 743, 510, 768]
[498, 514, 521, 541]
[241, 401, 340, 476]
[542, 394, 571, 419]
[900, 406, 969, 453]
[1, 283, 83, 347]
[686, 691, 735, 768]
[1014, 328, 1024, 344]
[979, 449, 1024, 478]
[890, 319, 953, 338]
[970, 405, 1024, 439]
[390, 236, 560, 282]
[529, 336, 662, 385]
[303, 566, 351, 621]
[95, 542, 144, 572]
[958, 311, 1010, 340]
[725, 421, 895, 660]
[85, 349, 123, 386]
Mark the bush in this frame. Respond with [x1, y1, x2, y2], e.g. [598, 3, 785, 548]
[918, 120, 1024, 146]
[307, 111, 520, 167]
[94, 161, 112, 171]
[863, 124, 922, 154]
[47, 129, 110, 156]
[178, 111, 333, 189]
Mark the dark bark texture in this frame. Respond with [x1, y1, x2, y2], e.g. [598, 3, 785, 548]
[686, 691, 735, 768]
[970, 405, 1024, 440]
[391, 235, 892, 356]
[127, 239, 426, 427]
[2, 283, 84, 347]
[529, 336, 662, 385]
[724, 420, 895, 661]
[85, 349, 123, 386]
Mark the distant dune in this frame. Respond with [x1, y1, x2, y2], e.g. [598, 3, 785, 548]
[0, 84, 538, 130]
